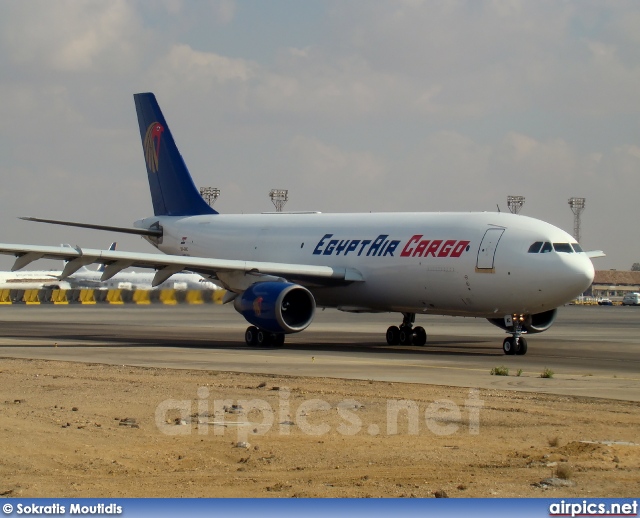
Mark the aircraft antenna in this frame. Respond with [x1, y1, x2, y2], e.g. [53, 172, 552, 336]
[199, 187, 220, 207]
[507, 195, 525, 214]
[269, 189, 289, 212]
[568, 197, 586, 243]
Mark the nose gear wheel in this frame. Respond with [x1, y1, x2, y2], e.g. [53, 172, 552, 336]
[503, 317, 528, 355]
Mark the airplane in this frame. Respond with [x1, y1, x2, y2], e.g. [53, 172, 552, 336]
[0, 93, 602, 355]
[0, 270, 71, 291]
[73, 266, 219, 291]
[0, 243, 218, 291]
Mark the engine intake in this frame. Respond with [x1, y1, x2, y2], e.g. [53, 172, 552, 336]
[487, 308, 558, 334]
[233, 282, 316, 334]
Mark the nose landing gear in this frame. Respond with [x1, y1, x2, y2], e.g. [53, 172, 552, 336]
[502, 336, 527, 355]
[386, 313, 427, 346]
[503, 316, 528, 355]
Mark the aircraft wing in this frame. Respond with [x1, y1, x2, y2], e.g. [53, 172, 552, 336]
[0, 243, 364, 290]
[586, 250, 606, 259]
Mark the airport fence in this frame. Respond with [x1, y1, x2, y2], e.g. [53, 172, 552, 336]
[0, 288, 226, 305]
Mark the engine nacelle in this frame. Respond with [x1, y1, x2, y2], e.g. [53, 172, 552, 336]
[487, 308, 558, 334]
[233, 282, 316, 334]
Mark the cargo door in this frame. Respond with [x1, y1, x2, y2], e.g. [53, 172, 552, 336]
[476, 228, 505, 272]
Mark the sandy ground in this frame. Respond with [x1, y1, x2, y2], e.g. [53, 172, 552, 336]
[1, 357, 638, 498]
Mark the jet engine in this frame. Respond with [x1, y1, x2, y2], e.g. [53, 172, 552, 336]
[233, 282, 316, 334]
[487, 308, 558, 334]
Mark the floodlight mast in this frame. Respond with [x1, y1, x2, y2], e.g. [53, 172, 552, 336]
[199, 187, 220, 207]
[507, 195, 525, 214]
[568, 197, 586, 243]
[269, 189, 288, 212]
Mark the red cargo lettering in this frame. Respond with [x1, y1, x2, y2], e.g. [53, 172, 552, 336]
[400, 235, 422, 257]
[413, 239, 431, 257]
[437, 240, 457, 257]
[424, 240, 443, 257]
[450, 240, 470, 258]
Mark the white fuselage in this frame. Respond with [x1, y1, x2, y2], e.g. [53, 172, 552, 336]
[136, 211, 594, 318]
[0, 270, 71, 291]
[65, 269, 218, 291]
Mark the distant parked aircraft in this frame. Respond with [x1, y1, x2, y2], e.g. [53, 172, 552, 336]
[0, 269, 71, 291]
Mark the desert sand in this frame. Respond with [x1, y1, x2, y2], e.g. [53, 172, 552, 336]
[1, 358, 638, 498]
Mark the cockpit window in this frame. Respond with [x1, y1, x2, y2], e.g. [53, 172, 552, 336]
[528, 241, 543, 253]
[529, 241, 577, 253]
[553, 243, 574, 253]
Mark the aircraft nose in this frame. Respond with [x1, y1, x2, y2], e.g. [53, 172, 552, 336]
[564, 255, 595, 294]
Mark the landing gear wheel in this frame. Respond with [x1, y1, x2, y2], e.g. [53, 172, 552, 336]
[503, 337, 516, 355]
[273, 333, 285, 347]
[256, 329, 269, 347]
[515, 336, 527, 355]
[386, 326, 400, 345]
[413, 326, 427, 346]
[388, 313, 421, 347]
[513, 337, 523, 355]
[245, 326, 258, 346]
[399, 326, 413, 346]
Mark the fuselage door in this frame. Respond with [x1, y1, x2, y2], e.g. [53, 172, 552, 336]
[476, 228, 505, 271]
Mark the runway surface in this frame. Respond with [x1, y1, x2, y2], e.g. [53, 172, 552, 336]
[0, 304, 638, 401]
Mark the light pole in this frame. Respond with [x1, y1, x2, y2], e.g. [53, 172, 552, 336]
[507, 195, 525, 214]
[199, 187, 220, 207]
[269, 189, 288, 212]
[568, 197, 586, 243]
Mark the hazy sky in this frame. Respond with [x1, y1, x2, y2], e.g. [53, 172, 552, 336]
[1, 1, 638, 271]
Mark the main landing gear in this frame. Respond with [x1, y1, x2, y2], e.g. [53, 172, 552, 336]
[386, 313, 427, 347]
[245, 326, 285, 347]
[502, 318, 528, 355]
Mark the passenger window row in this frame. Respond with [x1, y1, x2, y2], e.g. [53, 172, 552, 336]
[527, 241, 583, 254]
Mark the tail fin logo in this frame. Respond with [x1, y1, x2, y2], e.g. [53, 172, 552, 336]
[143, 122, 164, 173]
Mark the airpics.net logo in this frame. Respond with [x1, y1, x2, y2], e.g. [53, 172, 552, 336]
[155, 387, 484, 441]
[549, 500, 638, 517]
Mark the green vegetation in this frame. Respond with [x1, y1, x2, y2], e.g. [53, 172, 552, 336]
[540, 367, 554, 378]
[490, 365, 509, 376]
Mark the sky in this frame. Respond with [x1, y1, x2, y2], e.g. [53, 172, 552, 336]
[0, 0, 639, 271]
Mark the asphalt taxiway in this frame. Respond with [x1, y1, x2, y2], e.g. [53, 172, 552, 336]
[0, 304, 638, 401]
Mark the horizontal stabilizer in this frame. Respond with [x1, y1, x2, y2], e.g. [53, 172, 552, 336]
[586, 250, 606, 259]
[20, 217, 162, 237]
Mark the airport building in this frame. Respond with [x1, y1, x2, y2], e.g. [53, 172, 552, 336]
[589, 270, 640, 299]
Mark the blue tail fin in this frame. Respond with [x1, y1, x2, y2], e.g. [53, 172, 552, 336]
[133, 93, 217, 216]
